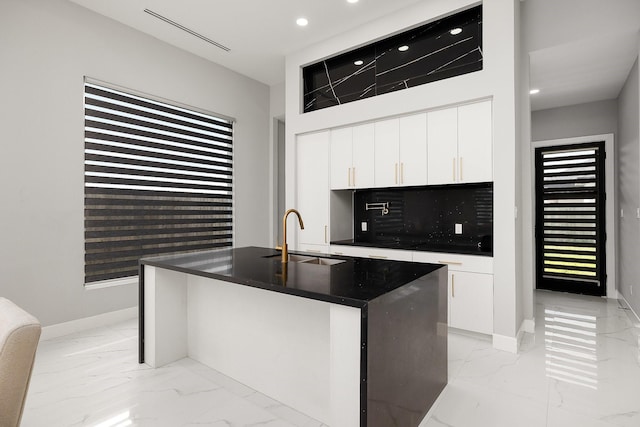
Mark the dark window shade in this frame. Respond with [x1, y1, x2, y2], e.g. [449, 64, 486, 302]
[84, 81, 233, 284]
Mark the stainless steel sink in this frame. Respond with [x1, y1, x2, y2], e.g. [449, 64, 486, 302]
[264, 253, 345, 265]
[298, 257, 345, 266]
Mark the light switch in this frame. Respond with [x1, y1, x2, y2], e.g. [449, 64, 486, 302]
[361, 221, 368, 232]
[455, 223, 463, 234]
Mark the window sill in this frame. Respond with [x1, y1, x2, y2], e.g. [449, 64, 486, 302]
[85, 276, 138, 290]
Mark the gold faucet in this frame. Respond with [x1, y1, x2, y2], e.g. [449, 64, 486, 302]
[276, 209, 305, 263]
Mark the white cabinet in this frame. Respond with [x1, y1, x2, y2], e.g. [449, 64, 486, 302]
[427, 108, 458, 185]
[458, 101, 492, 183]
[330, 124, 374, 189]
[330, 127, 352, 189]
[399, 113, 428, 186]
[427, 100, 492, 185]
[374, 114, 427, 187]
[329, 245, 413, 262]
[374, 119, 400, 188]
[296, 131, 330, 252]
[449, 271, 493, 334]
[412, 251, 493, 335]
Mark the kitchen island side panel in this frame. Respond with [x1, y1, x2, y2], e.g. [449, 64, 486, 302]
[366, 266, 448, 427]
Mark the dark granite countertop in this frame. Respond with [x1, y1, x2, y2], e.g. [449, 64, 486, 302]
[331, 239, 493, 257]
[140, 246, 443, 308]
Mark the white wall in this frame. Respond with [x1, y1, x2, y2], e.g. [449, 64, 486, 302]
[269, 82, 286, 245]
[0, 0, 271, 326]
[285, 0, 523, 348]
[617, 57, 640, 314]
[531, 100, 619, 142]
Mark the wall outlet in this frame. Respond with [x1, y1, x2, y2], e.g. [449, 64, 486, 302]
[455, 223, 463, 234]
[631, 286, 633, 296]
[621, 208, 624, 218]
[361, 221, 368, 232]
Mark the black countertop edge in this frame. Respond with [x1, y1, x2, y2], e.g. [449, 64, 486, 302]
[330, 239, 494, 257]
[140, 257, 369, 309]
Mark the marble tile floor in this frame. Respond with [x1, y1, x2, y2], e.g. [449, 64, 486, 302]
[22, 290, 640, 427]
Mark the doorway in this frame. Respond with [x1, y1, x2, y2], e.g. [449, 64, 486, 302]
[534, 141, 606, 296]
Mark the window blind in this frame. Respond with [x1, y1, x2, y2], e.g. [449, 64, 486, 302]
[84, 81, 233, 284]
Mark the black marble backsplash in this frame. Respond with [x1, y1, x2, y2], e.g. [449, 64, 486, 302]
[303, 5, 482, 113]
[353, 183, 493, 253]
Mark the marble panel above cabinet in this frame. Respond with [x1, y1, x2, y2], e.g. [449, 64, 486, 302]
[302, 5, 483, 113]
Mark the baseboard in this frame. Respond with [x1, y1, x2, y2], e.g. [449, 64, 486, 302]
[619, 294, 640, 324]
[522, 318, 535, 334]
[492, 333, 518, 353]
[493, 319, 532, 354]
[41, 307, 138, 341]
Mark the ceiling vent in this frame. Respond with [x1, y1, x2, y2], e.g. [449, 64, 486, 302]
[144, 9, 231, 52]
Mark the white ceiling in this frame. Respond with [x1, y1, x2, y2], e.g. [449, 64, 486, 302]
[69, 0, 640, 111]
[68, 0, 426, 87]
[524, 0, 640, 111]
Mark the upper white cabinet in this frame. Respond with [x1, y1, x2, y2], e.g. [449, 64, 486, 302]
[296, 131, 330, 250]
[374, 114, 428, 188]
[399, 113, 428, 186]
[330, 127, 352, 189]
[457, 101, 492, 183]
[374, 119, 400, 187]
[427, 100, 492, 185]
[427, 108, 458, 185]
[330, 124, 375, 189]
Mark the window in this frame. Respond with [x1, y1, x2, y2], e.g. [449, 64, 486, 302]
[84, 80, 233, 284]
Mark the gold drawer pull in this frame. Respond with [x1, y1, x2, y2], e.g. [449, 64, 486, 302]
[438, 260, 463, 265]
[369, 255, 388, 259]
[452, 274, 455, 297]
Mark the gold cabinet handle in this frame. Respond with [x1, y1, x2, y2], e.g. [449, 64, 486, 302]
[324, 225, 328, 243]
[452, 273, 455, 298]
[453, 157, 456, 181]
[369, 255, 388, 259]
[460, 157, 463, 181]
[352, 167, 356, 187]
[438, 260, 463, 265]
[395, 163, 398, 184]
[400, 162, 404, 184]
[348, 168, 351, 187]
[333, 251, 344, 255]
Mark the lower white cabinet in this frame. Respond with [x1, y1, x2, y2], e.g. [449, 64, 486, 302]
[413, 252, 493, 335]
[448, 271, 493, 334]
[297, 243, 329, 254]
[328, 245, 494, 335]
[329, 245, 413, 262]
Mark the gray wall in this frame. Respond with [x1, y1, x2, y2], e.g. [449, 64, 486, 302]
[531, 100, 618, 142]
[0, 0, 271, 326]
[617, 58, 640, 314]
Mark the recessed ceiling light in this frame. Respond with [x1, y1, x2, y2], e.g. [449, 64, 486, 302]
[450, 27, 463, 35]
[347, 0, 359, 3]
[296, 17, 308, 27]
[398, 45, 409, 52]
[529, 88, 540, 95]
[354, 60, 364, 66]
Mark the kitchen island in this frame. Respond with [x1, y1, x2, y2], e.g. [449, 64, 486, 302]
[139, 246, 447, 427]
